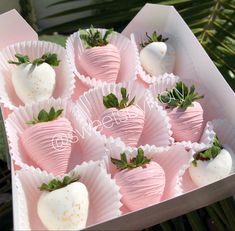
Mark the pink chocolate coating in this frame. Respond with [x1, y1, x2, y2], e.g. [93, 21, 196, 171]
[168, 102, 204, 142]
[114, 161, 165, 211]
[21, 118, 73, 175]
[79, 44, 121, 83]
[100, 105, 145, 147]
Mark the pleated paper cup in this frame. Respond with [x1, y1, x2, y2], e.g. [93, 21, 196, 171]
[75, 81, 173, 148]
[66, 29, 137, 88]
[5, 98, 113, 175]
[15, 161, 122, 230]
[104, 143, 192, 213]
[0, 40, 75, 110]
[176, 121, 216, 153]
[131, 33, 176, 85]
[149, 73, 180, 104]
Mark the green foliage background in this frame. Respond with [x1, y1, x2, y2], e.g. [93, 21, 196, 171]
[0, 0, 235, 230]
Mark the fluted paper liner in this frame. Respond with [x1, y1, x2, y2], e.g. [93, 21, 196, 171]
[0, 40, 75, 110]
[6, 98, 115, 175]
[66, 28, 137, 87]
[15, 161, 122, 230]
[131, 33, 175, 85]
[104, 143, 192, 213]
[74, 81, 173, 148]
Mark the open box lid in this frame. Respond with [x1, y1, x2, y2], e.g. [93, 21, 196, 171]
[1, 4, 235, 231]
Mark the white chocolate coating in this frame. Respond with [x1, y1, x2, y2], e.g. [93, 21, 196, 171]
[189, 148, 233, 187]
[12, 63, 56, 104]
[38, 182, 89, 230]
[140, 42, 175, 76]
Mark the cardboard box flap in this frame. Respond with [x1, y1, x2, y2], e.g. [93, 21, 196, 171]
[0, 9, 38, 50]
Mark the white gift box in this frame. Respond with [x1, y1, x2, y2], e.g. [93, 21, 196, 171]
[1, 4, 235, 231]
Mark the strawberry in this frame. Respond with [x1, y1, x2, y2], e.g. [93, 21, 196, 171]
[38, 175, 89, 230]
[111, 148, 165, 211]
[100, 87, 145, 147]
[79, 26, 120, 83]
[139, 31, 175, 76]
[158, 81, 204, 142]
[8, 53, 60, 104]
[21, 107, 73, 175]
[189, 136, 233, 187]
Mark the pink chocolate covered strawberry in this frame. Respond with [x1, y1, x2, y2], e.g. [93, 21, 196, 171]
[112, 148, 165, 211]
[79, 26, 120, 83]
[100, 88, 145, 147]
[158, 81, 204, 142]
[21, 107, 73, 175]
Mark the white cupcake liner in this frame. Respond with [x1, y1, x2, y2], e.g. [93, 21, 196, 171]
[66, 28, 137, 88]
[74, 80, 173, 148]
[104, 143, 192, 213]
[0, 40, 75, 110]
[5, 98, 115, 174]
[148, 73, 180, 103]
[131, 33, 175, 85]
[15, 161, 122, 230]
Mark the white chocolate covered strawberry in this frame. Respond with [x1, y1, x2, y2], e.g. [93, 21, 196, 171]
[21, 107, 73, 175]
[112, 148, 165, 211]
[38, 175, 89, 230]
[189, 136, 233, 187]
[8, 53, 60, 104]
[158, 81, 204, 142]
[140, 31, 175, 76]
[79, 27, 120, 83]
[100, 88, 145, 147]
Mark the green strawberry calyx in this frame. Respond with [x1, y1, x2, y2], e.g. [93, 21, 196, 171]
[103, 87, 135, 110]
[140, 31, 168, 48]
[111, 148, 151, 170]
[8, 53, 60, 66]
[192, 136, 222, 167]
[80, 25, 114, 49]
[39, 175, 80, 192]
[158, 81, 204, 110]
[26, 107, 63, 125]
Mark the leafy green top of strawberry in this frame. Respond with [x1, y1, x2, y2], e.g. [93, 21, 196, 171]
[39, 175, 80, 192]
[103, 87, 135, 110]
[140, 31, 168, 48]
[27, 107, 63, 125]
[80, 25, 113, 48]
[8, 53, 60, 66]
[158, 81, 204, 109]
[192, 136, 222, 167]
[111, 148, 151, 170]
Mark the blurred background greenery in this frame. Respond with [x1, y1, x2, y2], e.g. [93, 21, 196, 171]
[0, 0, 235, 230]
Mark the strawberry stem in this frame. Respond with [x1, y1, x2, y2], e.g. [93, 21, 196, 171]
[111, 148, 151, 170]
[26, 107, 63, 125]
[39, 175, 80, 192]
[80, 25, 113, 48]
[140, 31, 168, 48]
[8, 53, 60, 67]
[158, 81, 204, 109]
[103, 87, 135, 110]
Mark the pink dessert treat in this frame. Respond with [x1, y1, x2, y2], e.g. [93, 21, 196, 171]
[158, 81, 204, 142]
[79, 27, 120, 83]
[100, 87, 145, 147]
[21, 107, 73, 175]
[112, 148, 165, 211]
